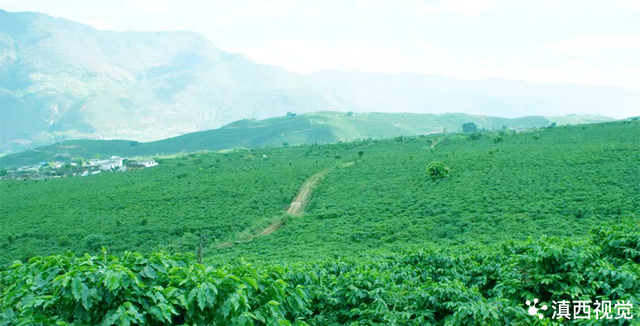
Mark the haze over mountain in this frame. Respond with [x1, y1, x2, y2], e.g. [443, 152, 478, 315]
[0, 9, 637, 154]
[0, 111, 616, 168]
[0, 9, 346, 153]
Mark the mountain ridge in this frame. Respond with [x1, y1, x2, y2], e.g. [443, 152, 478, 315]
[0, 9, 637, 154]
[0, 111, 615, 167]
[0, 9, 346, 152]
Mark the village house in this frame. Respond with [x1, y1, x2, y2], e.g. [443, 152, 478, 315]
[126, 159, 158, 170]
[100, 157, 124, 171]
[0, 156, 158, 182]
[139, 160, 158, 168]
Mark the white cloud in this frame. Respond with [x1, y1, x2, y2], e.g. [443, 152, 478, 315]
[613, 0, 640, 11]
[228, 39, 640, 90]
[204, 1, 327, 26]
[426, 67, 640, 89]
[414, 41, 435, 49]
[411, 0, 640, 16]
[228, 40, 451, 74]
[541, 34, 640, 50]
[78, 18, 114, 31]
[124, 0, 169, 14]
[413, 0, 497, 16]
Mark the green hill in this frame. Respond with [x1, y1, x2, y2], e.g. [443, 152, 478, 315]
[1, 119, 637, 264]
[1, 120, 638, 324]
[0, 111, 614, 167]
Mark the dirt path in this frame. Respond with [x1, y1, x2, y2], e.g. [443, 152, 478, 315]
[285, 161, 354, 216]
[218, 162, 354, 247]
[286, 169, 331, 215]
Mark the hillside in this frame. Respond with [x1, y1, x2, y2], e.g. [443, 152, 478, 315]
[0, 9, 346, 153]
[0, 111, 616, 167]
[1, 120, 638, 324]
[1, 9, 637, 154]
[1, 120, 637, 265]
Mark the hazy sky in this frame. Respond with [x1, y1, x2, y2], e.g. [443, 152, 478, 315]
[1, 0, 640, 90]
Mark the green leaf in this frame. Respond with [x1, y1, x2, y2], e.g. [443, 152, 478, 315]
[103, 270, 123, 292]
[197, 288, 206, 311]
[141, 265, 156, 279]
[71, 276, 83, 300]
[80, 283, 92, 310]
[242, 277, 258, 290]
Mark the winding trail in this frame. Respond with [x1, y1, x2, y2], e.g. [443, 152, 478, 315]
[218, 162, 354, 247]
[286, 168, 331, 215]
[287, 161, 354, 217]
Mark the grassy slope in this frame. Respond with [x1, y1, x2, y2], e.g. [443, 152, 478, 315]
[0, 120, 637, 267]
[213, 121, 640, 263]
[0, 111, 612, 168]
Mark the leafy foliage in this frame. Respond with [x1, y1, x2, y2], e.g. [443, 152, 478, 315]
[1, 121, 639, 325]
[462, 122, 479, 133]
[0, 251, 309, 325]
[427, 161, 451, 180]
[2, 223, 639, 325]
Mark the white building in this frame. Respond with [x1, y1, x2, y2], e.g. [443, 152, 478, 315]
[139, 160, 158, 168]
[99, 157, 124, 171]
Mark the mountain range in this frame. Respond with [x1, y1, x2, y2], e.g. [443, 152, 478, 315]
[0, 9, 637, 154]
[0, 111, 616, 167]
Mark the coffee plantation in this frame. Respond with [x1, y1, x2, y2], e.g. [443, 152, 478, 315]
[1, 120, 639, 325]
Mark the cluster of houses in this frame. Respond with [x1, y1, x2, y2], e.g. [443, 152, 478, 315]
[0, 156, 158, 180]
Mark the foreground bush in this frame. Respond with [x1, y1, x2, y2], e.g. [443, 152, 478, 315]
[0, 251, 308, 325]
[1, 222, 638, 325]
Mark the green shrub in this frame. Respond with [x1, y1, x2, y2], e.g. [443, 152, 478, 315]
[427, 161, 451, 180]
[469, 132, 483, 141]
[0, 252, 309, 325]
[57, 235, 72, 247]
[463, 122, 479, 132]
[84, 234, 109, 252]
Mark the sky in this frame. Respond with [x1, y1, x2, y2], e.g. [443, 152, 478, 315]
[1, 0, 640, 90]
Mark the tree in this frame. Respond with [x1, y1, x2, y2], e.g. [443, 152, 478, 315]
[462, 122, 479, 132]
[427, 161, 451, 180]
[346, 111, 354, 116]
[468, 132, 482, 141]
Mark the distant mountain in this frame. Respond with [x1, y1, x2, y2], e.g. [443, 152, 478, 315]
[0, 111, 615, 167]
[0, 10, 346, 153]
[0, 10, 637, 154]
[306, 71, 640, 119]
